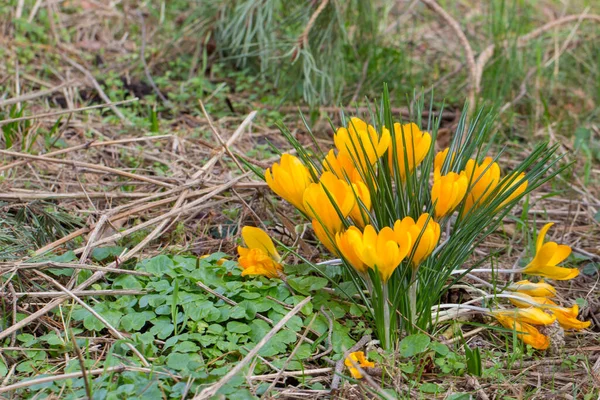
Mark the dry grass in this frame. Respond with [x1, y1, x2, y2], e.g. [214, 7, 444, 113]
[0, 1, 599, 398]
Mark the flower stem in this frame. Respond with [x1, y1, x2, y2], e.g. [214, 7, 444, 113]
[408, 273, 417, 328]
[382, 284, 391, 350]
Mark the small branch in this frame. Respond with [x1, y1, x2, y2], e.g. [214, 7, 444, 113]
[64, 56, 133, 125]
[297, 0, 329, 50]
[420, 0, 477, 110]
[475, 14, 600, 96]
[0, 149, 173, 188]
[14, 289, 146, 298]
[137, 11, 172, 107]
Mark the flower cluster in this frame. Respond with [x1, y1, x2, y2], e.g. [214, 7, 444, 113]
[487, 223, 588, 349]
[235, 107, 585, 352]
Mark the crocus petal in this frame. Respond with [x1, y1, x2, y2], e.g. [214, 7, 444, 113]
[548, 244, 571, 266]
[507, 280, 556, 298]
[494, 315, 550, 350]
[536, 223, 554, 252]
[524, 263, 579, 280]
[241, 226, 280, 261]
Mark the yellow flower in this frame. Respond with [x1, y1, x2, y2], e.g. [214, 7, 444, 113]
[463, 157, 501, 213]
[200, 254, 227, 265]
[393, 213, 440, 267]
[323, 149, 363, 184]
[334, 117, 390, 168]
[496, 172, 528, 209]
[506, 279, 556, 298]
[542, 299, 591, 331]
[431, 171, 468, 218]
[494, 314, 550, 350]
[338, 225, 411, 282]
[335, 227, 368, 275]
[388, 122, 432, 179]
[509, 296, 591, 331]
[303, 172, 356, 233]
[522, 223, 578, 280]
[237, 227, 283, 279]
[492, 307, 556, 326]
[434, 147, 452, 172]
[344, 351, 375, 379]
[349, 181, 372, 228]
[312, 219, 337, 255]
[266, 154, 314, 213]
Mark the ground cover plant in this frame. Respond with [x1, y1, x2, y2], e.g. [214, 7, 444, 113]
[0, 0, 599, 399]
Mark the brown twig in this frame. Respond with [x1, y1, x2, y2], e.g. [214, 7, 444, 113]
[64, 56, 132, 125]
[0, 149, 174, 188]
[474, 14, 600, 97]
[420, 0, 477, 111]
[297, 0, 329, 50]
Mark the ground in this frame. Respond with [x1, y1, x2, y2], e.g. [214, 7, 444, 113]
[0, 1, 599, 399]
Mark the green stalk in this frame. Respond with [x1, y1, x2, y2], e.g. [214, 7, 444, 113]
[409, 268, 417, 328]
[382, 283, 391, 350]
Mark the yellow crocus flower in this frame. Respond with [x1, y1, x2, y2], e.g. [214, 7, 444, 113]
[393, 213, 440, 267]
[491, 307, 556, 326]
[509, 295, 591, 331]
[349, 181, 372, 228]
[266, 153, 314, 213]
[542, 299, 591, 331]
[506, 279, 556, 298]
[434, 147, 453, 172]
[522, 223, 578, 280]
[302, 172, 356, 234]
[312, 219, 337, 255]
[237, 226, 283, 279]
[463, 157, 501, 213]
[334, 117, 390, 168]
[335, 227, 368, 275]
[494, 314, 550, 350]
[323, 149, 363, 184]
[388, 122, 432, 179]
[431, 171, 468, 218]
[338, 225, 411, 282]
[344, 351, 375, 379]
[496, 172, 528, 209]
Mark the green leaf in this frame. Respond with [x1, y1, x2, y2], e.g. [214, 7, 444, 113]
[150, 317, 175, 339]
[420, 383, 441, 394]
[112, 274, 143, 290]
[0, 359, 7, 377]
[430, 341, 449, 356]
[173, 341, 201, 353]
[227, 321, 251, 334]
[120, 311, 153, 331]
[399, 334, 430, 358]
[166, 352, 192, 371]
[447, 394, 471, 400]
[249, 320, 270, 342]
[140, 255, 175, 276]
[92, 246, 125, 262]
[465, 344, 482, 376]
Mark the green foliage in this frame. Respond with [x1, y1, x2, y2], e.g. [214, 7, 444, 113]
[2, 254, 363, 398]
[465, 344, 482, 376]
[271, 88, 565, 350]
[0, 201, 83, 261]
